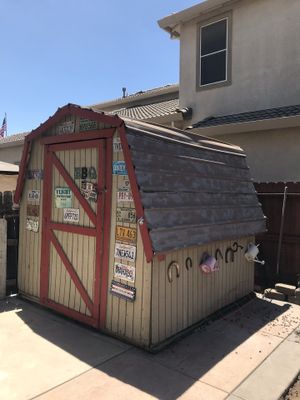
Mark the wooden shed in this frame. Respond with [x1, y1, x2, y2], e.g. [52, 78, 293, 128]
[15, 104, 266, 350]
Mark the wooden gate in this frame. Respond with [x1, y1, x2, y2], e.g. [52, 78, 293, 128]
[40, 139, 108, 328]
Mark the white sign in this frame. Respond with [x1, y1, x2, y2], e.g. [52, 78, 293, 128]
[114, 242, 136, 262]
[57, 121, 75, 135]
[26, 218, 39, 233]
[63, 208, 79, 223]
[55, 187, 72, 208]
[119, 178, 131, 191]
[114, 262, 136, 283]
[28, 190, 40, 203]
[117, 190, 134, 202]
[113, 137, 122, 152]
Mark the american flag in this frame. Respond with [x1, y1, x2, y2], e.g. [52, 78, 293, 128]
[0, 114, 7, 138]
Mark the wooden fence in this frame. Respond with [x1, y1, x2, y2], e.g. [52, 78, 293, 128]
[0, 191, 19, 294]
[255, 182, 300, 287]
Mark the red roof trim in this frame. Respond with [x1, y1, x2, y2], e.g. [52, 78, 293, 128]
[119, 123, 154, 262]
[14, 104, 123, 204]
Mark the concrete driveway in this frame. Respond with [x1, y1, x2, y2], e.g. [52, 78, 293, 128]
[0, 295, 299, 400]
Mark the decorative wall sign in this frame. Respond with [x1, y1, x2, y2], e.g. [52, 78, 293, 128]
[119, 177, 131, 191]
[117, 190, 134, 203]
[63, 208, 80, 223]
[81, 181, 97, 202]
[114, 262, 136, 283]
[54, 187, 72, 208]
[27, 190, 40, 203]
[115, 225, 137, 244]
[114, 242, 136, 262]
[79, 119, 97, 131]
[57, 121, 75, 135]
[110, 280, 136, 302]
[27, 204, 39, 217]
[113, 137, 122, 152]
[113, 161, 127, 175]
[26, 218, 39, 233]
[74, 167, 97, 180]
[116, 207, 136, 223]
[27, 169, 43, 180]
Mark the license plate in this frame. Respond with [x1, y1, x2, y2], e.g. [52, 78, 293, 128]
[115, 225, 137, 244]
[116, 207, 136, 223]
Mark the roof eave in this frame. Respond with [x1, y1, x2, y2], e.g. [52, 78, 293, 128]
[189, 115, 300, 136]
[158, 0, 235, 37]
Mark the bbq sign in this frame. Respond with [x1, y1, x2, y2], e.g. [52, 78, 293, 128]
[114, 262, 136, 283]
[115, 225, 137, 244]
[114, 242, 136, 262]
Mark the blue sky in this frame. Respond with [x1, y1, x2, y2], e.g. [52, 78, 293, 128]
[0, 1, 198, 135]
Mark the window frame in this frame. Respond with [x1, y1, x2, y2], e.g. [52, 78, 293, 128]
[196, 12, 232, 91]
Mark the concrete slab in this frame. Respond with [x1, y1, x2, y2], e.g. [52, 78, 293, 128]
[36, 351, 228, 400]
[233, 336, 300, 400]
[148, 322, 282, 393]
[0, 298, 130, 400]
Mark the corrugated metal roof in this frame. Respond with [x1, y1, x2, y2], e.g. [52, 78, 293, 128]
[125, 119, 266, 253]
[109, 99, 180, 120]
[191, 104, 300, 128]
[0, 161, 19, 173]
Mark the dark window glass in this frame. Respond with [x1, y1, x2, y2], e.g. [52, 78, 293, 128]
[201, 19, 227, 56]
[201, 51, 226, 85]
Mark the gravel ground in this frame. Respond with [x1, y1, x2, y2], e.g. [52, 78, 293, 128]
[280, 375, 300, 399]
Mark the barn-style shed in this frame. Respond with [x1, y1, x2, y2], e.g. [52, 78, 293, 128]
[15, 104, 265, 349]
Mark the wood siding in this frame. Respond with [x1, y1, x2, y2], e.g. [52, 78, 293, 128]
[151, 236, 254, 347]
[18, 139, 44, 299]
[105, 130, 152, 347]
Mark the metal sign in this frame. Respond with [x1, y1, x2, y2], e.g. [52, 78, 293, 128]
[26, 218, 39, 233]
[114, 262, 136, 283]
[28, 190, 40, 203]
[54, 187, 72, 208]
[79, 119, 97, 131]
[74, 167, 97, 180]
[110, 280, 136, 302]
[63, 208, 80, 223]
[115, 225, 137, 244]
[117, 190, 134, 203]
[113, 137, 122, 152]
[114, 242, 136, 262]
[119, 178, 131, 191]
[57, 121, 75, 135]
[27, 169, 43, 180]
[27, 204, 39, 217]
[81, 181, 97, 202]
[116, 207, 136, 224]
[112, 161, 127, 175]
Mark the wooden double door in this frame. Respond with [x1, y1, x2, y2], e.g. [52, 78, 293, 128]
[40, 139, 108, 328]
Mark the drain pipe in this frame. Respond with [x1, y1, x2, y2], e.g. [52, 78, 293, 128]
[276, 186, 288, 275]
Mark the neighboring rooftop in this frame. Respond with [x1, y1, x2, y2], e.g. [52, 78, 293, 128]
[191, 104, 300, 129]
[0, 160, 19, 173]
[0, 132, 28, 146]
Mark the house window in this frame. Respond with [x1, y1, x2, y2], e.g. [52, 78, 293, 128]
[199, 18, 229, 87]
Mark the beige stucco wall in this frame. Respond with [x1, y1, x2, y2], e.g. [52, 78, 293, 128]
[216, 127, 300, 182]
[0, 175, 18, 192]
[0, 144, 23, 165]
[179, 0, 300, 124]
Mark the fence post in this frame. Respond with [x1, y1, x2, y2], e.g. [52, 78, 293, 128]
[0, 218, 7, 299]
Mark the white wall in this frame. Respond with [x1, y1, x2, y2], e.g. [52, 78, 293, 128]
[216, 127, 300, 182]
[179, 0, 300, 124]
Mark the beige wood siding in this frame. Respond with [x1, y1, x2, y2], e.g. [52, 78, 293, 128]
[151, 236, 254, 346]
[105, 130, 152, 347]
[18, 139, 44, 299]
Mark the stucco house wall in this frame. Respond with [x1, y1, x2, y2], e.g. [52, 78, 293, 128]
[179, 0, 300, 124]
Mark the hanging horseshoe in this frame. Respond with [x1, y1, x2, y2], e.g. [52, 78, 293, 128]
[225, 247, 235, 263]
[167, 261, 180, 283]
[232, 241, 244, 252]
[185, 257, 193, 270]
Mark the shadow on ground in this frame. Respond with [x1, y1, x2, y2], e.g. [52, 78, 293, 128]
[1, 295, 296, 399]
